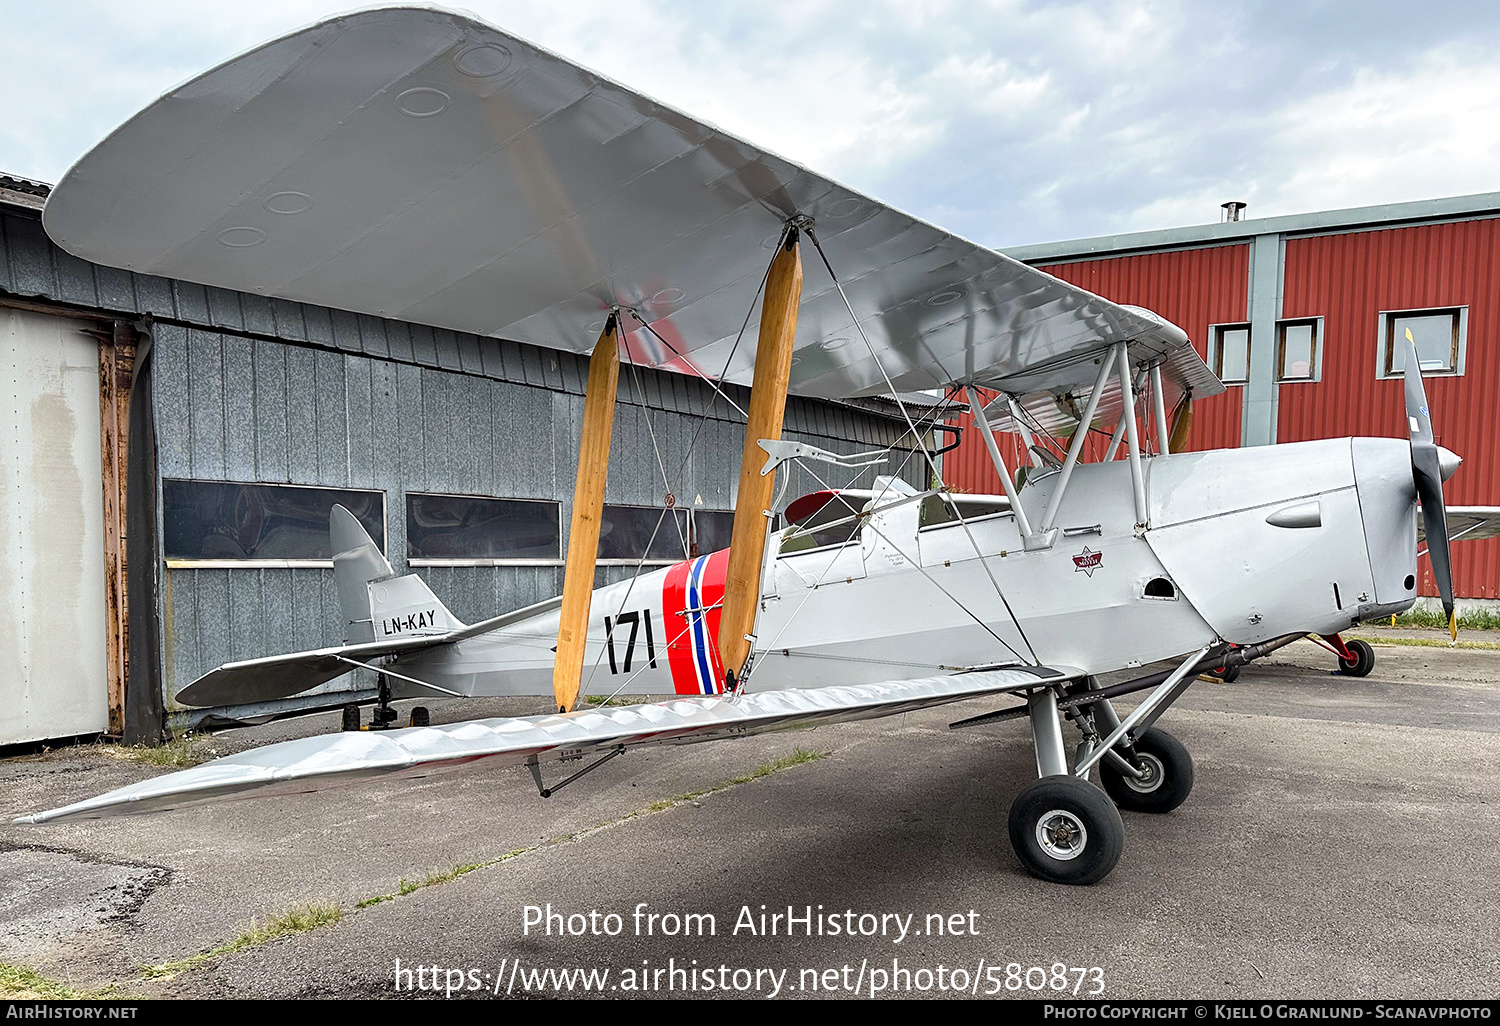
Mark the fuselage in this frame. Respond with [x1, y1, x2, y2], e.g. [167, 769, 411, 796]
[392, 437, 1421, 699]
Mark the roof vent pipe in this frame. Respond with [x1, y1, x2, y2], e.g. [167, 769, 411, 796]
[1221, 201, 1247, 222]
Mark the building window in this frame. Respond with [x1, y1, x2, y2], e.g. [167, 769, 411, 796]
[164, 481, 385, 564]
[1379, 308, 1466, 378]
[1277, 318, 1322, 382]
[598, 505, 735, 563]
[1208, 323, 1250, 384]
[407, 493, 561, 565]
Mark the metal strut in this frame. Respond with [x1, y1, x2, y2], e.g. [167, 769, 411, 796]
[1074, 644, 1214, 777]
[528, 746, 626, 798]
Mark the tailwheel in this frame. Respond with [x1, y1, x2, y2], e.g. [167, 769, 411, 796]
[1099, 728, 1194, 814]
[1337, 638, 1375, 677]
[1008, 775, 1124, 885]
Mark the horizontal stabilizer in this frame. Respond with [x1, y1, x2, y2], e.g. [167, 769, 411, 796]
[22, 668, 1071, 824]
[173, 635, 457, 708]
[174, 594, 567, 708]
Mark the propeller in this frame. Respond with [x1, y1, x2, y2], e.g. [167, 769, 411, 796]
[1403, 329, 1461, 639]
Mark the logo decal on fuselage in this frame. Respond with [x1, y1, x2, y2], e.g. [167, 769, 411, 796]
[1072, 546, 1103, 577]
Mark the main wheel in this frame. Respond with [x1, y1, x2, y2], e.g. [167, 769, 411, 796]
[1338, 638, 1374, 677]
[341, 703, 361, 732]
[1099, 728, 1194, 813]
[1210, 663, 1241, 683]
[1008, 776, 1124, 885]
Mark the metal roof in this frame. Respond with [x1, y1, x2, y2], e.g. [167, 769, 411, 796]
[1005, 191, 1500, 264]
[0, 173, 50, 211]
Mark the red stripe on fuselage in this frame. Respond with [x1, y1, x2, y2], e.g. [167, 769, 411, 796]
[660, 548, 731, 694]
[700, 548, 730, 690]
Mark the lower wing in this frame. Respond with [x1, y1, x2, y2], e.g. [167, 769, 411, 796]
[20, 668, 1073, 824]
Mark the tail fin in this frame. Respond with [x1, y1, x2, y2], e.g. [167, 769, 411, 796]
[330, 504, 466, 644]
[332, 505, 393, 643]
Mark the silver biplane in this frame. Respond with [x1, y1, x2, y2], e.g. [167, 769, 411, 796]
[20, 6, 1496, 884]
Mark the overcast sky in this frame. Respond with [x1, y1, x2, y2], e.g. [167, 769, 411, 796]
[3, 0, 1499, 248]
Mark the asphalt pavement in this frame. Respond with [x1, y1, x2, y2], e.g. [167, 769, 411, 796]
[1, 628, 1496, 1000]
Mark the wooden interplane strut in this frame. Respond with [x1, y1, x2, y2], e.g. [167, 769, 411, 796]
[552, 315, 620, 712]
[718, 229, 804, 682]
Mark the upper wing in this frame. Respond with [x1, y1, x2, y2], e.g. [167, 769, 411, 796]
[43, 6, 1221, 405]
[19, 668, 1070, 823]
[1420, 506, 1500, 544]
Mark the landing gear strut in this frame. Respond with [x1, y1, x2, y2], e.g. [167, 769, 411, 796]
[341, 673, 413, 731]
[1006, 651, 1212, 885]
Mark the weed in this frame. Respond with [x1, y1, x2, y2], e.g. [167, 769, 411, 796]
[0, 962, 124, 1000]
[98, 732, 219, 769]
[144, 901, 343, 979]
[1372, 609, 1500, 632]
[1350, 634, 1500, 651]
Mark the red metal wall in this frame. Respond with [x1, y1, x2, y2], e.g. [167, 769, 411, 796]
[943, 243, 1250, 491]
[1282, 219, 1500, 598]
[941, 220, 1499, 599]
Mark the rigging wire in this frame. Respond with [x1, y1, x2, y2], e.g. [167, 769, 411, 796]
[802, 224, 1039, 664]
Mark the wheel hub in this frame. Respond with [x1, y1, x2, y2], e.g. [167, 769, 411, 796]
[1122, 752, 1165, 794]
[1035, 810, 1089, 860]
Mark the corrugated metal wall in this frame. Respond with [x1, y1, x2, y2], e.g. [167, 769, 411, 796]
[943, 244, 1250, 491]
[1, 207, 919, 722]
[1282, 219, 1500, 598]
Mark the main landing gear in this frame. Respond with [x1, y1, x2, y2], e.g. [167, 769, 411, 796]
[1002, 649, 1210, 885]
[991, 635, 1310, 883]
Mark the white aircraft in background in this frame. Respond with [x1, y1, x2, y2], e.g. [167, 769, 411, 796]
[19, 7, 1497, 885]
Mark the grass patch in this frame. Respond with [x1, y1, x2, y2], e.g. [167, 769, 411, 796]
[0, 962, 123, 1000]
[144, 901, 343, 979]
[356, 853, 527, 909]
[585, 695, 641, 708]
[1350, 634, 1500, 651]
[620, 748, 827, 820]
[98, 731, 219, 768]
[1372, 609, 1500, 632]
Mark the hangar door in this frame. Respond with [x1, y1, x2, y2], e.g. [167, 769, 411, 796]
[0, 308, 108, 744]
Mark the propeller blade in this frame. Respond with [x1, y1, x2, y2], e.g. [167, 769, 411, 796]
[1403, 329, 1456, 637]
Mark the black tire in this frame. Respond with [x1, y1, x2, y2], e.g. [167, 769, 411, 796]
[409, 706, 430, 728]
[1008, 775, 1125, 885]
[1338, 638, 1374, 677]
[1209, 663, 1241, 683]
[341, 704, 361, 732]
[1099, 727, 1194, 813]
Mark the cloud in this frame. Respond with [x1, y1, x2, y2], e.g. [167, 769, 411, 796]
[3, 0, 1500, 248]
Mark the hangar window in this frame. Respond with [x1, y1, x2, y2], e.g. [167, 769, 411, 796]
[1208, 323, 1250, 384]
[1379, 308, 1466, 378]
[163, 481, 385, 565]
[596, 505, 734, 564]
[1276, 318, 1322, 382]
[407, 493, 561, 565]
